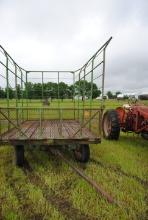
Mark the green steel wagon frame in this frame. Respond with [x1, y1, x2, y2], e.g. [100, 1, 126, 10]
[0, 37, 112, 166]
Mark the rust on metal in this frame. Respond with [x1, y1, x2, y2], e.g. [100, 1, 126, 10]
[50, 148, 117, 205]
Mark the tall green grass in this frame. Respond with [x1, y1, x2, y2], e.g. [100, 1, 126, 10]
[0, 99, 147, 219]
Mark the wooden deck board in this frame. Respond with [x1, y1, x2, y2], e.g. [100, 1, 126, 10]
[2, 121, 32, 140]
[1, 120, 98, 141]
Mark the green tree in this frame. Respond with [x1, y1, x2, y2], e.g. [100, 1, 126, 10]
[16, 84, 22, 99]
[5, 87, 14, 99]
[25, 82, 33, 99]
[0, 87, 5, 98]
[45, 82, 58, 99]
[59, 82, 69, 100]
[115, 91, 121, 98]
[23, 80, 101, 100]
[107, 91, 113, 99]
[75, 80, 101, 99]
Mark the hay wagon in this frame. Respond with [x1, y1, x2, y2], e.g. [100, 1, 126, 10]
[0, 37, 112, 166]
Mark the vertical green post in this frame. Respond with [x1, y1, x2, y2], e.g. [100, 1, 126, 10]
[39, 108, 42, 137]
[73, 72, 76, 119]
[89, 59, 94, 130]
[59, 109, 62, 136]
[78, 71, 80, 122]
[25, 71, 28, 120]
[6, 56, 10, 130]
[0, 114, 1, 137]
[98, 110, 101, 137]
[58, 72, 60, 119]
[100, 48, 106, 136]
[0, 106, 1, 135]
[15, 65, 18, 125]
[42, 72, 44, 101]
[41, 72, 44, 120]
[83, 66, 86, 123]
[101, 48, 106, 107]
[20, 69, 23, 122]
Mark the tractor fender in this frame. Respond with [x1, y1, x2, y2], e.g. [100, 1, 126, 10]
[116, 107, 126, 124]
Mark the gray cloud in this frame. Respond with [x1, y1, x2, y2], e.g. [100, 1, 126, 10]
[0, 0, 147, 93]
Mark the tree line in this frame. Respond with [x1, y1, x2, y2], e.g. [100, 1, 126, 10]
[106, 91, 122, 99]
[0, 80, 101, 99]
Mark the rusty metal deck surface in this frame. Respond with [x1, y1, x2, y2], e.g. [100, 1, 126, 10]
[1, 120, 100, 143]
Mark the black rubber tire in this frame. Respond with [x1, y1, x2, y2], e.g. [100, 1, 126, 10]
[141, 132, 148, 140]
[102, 109, 120, 140]
[15, 145, 24, 167]
[74, 144, 90, 163]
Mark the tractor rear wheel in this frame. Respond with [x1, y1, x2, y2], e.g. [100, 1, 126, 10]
[15, 145, 24, 167]
[141, 132, 148, 140]
[102, 109, 120, 140]
[74, 144, 90, 163]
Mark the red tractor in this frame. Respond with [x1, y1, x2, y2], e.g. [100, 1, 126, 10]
[102, 104, 148, 140]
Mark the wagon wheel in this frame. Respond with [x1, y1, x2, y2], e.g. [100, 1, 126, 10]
[102, 109, 120, 140]
[74, 144, 90, 163]
[15, 145, 24, 167]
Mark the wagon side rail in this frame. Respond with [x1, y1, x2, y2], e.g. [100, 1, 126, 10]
[0, 107, 102, 142]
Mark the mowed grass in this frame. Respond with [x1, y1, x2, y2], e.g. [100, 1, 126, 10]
[0, 99, 147, 219]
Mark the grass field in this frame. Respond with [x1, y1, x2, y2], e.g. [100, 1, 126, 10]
[0, 99, 147, 220]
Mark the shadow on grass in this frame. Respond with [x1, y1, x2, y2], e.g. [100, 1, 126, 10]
[22, 158, 97, 220]
[26, 148, 64, 174]
[117, 134, 148, 147]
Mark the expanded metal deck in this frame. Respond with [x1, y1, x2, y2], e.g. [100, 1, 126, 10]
[1, 120, 100, 144]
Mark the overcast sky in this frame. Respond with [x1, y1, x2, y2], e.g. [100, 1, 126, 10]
[0, 0, 148, 93]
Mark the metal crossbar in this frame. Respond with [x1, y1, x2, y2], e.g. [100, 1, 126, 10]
[0, 109, 29, 139]
[72, 110, 100, 138]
